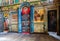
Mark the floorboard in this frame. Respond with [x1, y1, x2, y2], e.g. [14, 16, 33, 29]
[0, 33, 60, 41]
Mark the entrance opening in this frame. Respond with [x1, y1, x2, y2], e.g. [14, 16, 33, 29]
[58, 6, 60, 35]
[21, 6, 30, 34]
[48, 10, 57, 32]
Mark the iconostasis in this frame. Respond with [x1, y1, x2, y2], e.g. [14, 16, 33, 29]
[34, 7, 46, 33]
[1, 4, 20, 32]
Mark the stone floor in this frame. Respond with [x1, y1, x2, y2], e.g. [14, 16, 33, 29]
[0, 33, 60, 41]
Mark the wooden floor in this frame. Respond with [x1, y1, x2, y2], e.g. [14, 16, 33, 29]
[0, 33, 60, 41]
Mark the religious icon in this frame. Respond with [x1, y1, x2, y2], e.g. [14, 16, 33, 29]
[34, 8, 45, 22]
[22, 6, 30, 15]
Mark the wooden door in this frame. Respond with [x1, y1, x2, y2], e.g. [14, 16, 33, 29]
[48, 10, 57, 32]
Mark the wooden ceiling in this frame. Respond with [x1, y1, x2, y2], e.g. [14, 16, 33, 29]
[53, 0, 60, 4]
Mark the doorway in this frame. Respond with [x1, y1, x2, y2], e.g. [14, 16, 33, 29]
[57, 6, 60, 35]
[59, 6, 60, 34]
[48, 10, 57, 32]
[21, 6, 30, 33]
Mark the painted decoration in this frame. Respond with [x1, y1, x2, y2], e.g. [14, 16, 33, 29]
[2, 0, 6, 6]
[21, 6, 30, 33]
[23, 0, 27, 2]
[0, 0, 2, 3]
[22, 6, 30, 15]
[10, 0, 14, 5]
[20, 2, 30, 8]
[34, 7, 45, 22]
[13, 5, 17, 10]
[18, 8, 22, 32]
[41, 0, 46, 2]
[27, 0, 30, 2]
[34, 23, 44, 32]
[19, 0, 23, 3]
[0, 13, 4, 32]
[4, 11, 9, 17]
[9, 6, 15, 11]
[30, 6, 34, 33]
[11, 14, 18, 24]
[15, 0, 19, 4]
[2, 7, 9, 11]
[41, 0, 53, 5]
[9, 11, 18, 32]
[4, 13, 9, 17]
[30, 0, 38, 2]
[4, 17, 9, 31]
[34, 7, 45, 33]
[4, 11, 9, 31]
[6, 0, 9, 5]
[0, 0, 2, 6]
[11, 25, 18, 32]
[13, 5, 20, 10]
[18, 2, 30, 33]
[11, 13, 18, 24]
